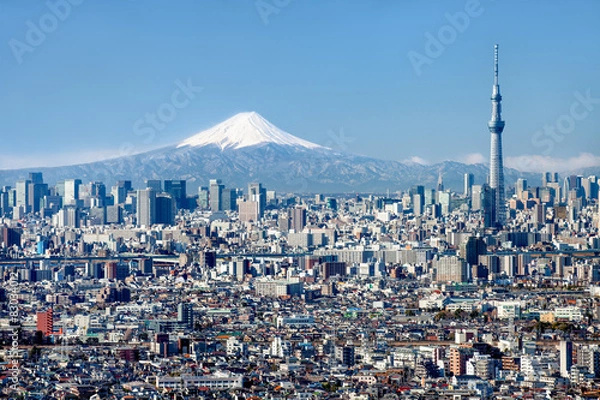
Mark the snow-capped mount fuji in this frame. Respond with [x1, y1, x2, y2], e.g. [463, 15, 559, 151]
[0, 112, 536, 192]
[177, 112, 325, 151]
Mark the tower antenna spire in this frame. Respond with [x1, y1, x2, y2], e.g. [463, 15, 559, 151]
[494, 44, 499, 85]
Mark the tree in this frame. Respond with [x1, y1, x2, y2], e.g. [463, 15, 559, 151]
[454, 308, 465, 320]
[434, 311, 448, 322]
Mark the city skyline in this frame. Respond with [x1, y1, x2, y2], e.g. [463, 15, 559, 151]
[2, 2, 600, 397]
[0, 1, 599, 172]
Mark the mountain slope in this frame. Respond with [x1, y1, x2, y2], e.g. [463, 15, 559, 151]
[0, 112, 542, 192]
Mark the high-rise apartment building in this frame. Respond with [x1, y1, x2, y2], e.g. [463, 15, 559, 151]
[36, 308, 54, 336]
[434, 256, 468, 283]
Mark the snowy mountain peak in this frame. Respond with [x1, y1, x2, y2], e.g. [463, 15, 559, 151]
[177, 112, 324, 150]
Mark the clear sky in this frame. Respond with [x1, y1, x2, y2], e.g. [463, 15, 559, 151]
[1, 0, 599, 173]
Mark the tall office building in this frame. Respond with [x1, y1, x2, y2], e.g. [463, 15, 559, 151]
[464, 173, 474, 198]
[560, 340, 573, 378]
[412, 194, 423, 216]
[64, 179, 82, 206]
[28, 182, 48, 213]
[117, 180, 132, 191]
[582, 176, 599, 201]
[222, 188, 238, 211]
[481, 184, 495, 228]
[0, 189, 8, 217]
[515, 178, 527, 200]
[164, 180, 187, 209]
[15, 180, 30, 212]
[137, 188, 156, 227]
[410, 185, 425, 211]
[437, 173, 444, 193]
[542, 172, 558, 187]
[460, 236, 487, 267]
[248, 182, 267, 217]
[291, 206, 307, 232]
[532, 203, 546, 226]
[198, 187, 209, 209]
[471, 185, 483, 211]
[209, 179, 224, 211]
[438, 191, 451, 216]
[487, 44, 506, 227]
[112, 184, 128, 205]
[156, 194, 175, 225]
[89, 181, 106, 206]
[145, 179, 162, 192]
[28, 172, 43, 185]
[473, 184, 495, 227]
[64, 205, 80, 228]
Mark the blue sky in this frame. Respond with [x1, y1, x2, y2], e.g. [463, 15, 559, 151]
[1, 0, 599, 172]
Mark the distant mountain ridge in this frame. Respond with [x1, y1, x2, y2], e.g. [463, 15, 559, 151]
[0, 112, 562, 192]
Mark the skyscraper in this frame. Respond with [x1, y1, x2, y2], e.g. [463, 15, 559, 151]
[145, 179, 162, 192]
[164, 180, 187, 209]
[198, 186, 209, 209]
[209, 179, 224, 211]
[464, 173, 474, 198]
[28, 172, 43, 185]
[137, 188, 156, 227]
[222, 188, 238, 211]
[515, 178, 527, 200]
[156, 194, 175, 225]
[15, 180, 30, 211]
[488, 44, 506, 227]
[248, 182, 266, 217]
[64, 179, 82, 206]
